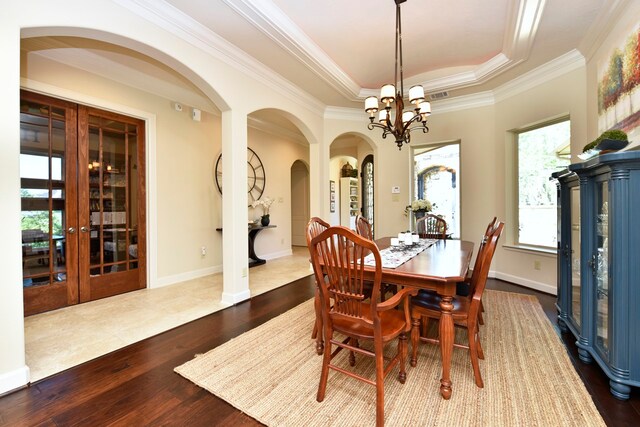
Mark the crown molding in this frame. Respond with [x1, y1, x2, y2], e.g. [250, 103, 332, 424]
[221, 0, 360, 100]
[328, 48, 585, 121]
[578, 0, 632, 62]
[493, 49, 585, 102]
[112, 0, 325, 116]
[324, 106, 364, 122]
[431, 92, 495, 114]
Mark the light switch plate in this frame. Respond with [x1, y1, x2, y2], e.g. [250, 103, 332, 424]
[391, 186, 400, 194]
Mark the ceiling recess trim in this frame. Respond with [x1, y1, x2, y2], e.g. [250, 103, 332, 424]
[221, 0, 360, 100]
[113, 0, 326, 116]
[225, 0, 547, 100]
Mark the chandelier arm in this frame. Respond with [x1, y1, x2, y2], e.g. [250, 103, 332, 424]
[367, 122, 390, 132]
[397, 2, 404, 97]
[408, 125, 430, 134]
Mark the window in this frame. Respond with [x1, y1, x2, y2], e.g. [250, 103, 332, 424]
[516, 119, 571, 248]
[413, 142, 460, 238]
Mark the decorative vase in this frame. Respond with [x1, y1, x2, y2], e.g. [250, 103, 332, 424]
[414, 210, 427, 219]
[261, 214, 270, 226]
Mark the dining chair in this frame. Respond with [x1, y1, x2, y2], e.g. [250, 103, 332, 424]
[354, 215, 393, 301]
[416, 214, 447, 239]
[410, 221, 504, 388]
[456, 217, 498, 326]
[306, 217, 330, 354]
[310, 225, 417, 427]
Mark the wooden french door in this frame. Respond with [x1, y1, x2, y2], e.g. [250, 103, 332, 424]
[21, 91, 146, 316]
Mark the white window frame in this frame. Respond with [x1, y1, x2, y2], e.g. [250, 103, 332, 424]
[507, 116, 571, 253]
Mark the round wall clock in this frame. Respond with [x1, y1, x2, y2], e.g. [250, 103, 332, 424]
[215, 147, 266, 204]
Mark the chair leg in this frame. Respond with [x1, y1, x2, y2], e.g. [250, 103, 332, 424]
[317, 328, 333, 402]
[374, 338, 385, 427]
[349, 339, 358, 366]
[478, 300, 485, 325]
[398, 332, 407, 384]
[410, 313, 421, 367]
[314, 290, 324, 355]
[467, 325, 484, 388]
[476, 330, 485, 360]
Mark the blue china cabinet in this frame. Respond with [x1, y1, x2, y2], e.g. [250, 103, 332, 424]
[554, 151, 640, 400]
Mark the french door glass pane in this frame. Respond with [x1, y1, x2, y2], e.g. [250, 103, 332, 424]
[88, 117, 137, 277]
[20, 100, 66, 287]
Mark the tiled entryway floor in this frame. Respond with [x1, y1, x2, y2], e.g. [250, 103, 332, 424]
[25, 247, 312, 382]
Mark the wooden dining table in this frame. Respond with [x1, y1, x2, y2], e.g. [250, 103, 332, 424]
[314, 237, 474, 400]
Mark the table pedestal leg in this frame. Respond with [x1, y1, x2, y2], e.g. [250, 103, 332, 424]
[439, 295, 454, 399]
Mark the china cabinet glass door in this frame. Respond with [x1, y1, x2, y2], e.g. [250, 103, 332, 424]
[595, 180, 609, 359]
[569, 186, 581, 328]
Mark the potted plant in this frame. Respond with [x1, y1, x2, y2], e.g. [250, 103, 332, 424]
[405, 199, 433, 218]
[252, 196, 274, 226]
[582, 129, 628, 153]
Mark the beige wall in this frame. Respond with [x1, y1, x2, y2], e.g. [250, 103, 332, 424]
[246, 127, 309, 257]
[493, 67, 587, 293]
[22, 53, 309, 282]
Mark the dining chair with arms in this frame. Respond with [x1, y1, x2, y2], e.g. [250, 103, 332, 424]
[410, 221, 504, 388]
[310, 225, 417, 427]
[416, 214, 447, 239]
[306, 217, 330, 353]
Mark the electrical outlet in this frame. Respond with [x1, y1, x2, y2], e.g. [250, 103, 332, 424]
[534, 260, 541, 270]
[201, 246, 206, 257]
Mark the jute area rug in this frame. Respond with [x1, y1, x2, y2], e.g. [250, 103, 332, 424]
[175, 290, 605, 426]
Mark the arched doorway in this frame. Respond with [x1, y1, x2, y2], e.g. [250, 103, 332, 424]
[290, 160, 309, 246]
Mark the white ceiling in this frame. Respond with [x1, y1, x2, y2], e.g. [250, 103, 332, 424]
[21, 0, 613, 111]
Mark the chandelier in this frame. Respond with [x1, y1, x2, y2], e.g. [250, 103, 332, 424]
[364, 0, 431, 150]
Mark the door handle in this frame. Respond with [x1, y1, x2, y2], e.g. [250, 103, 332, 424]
[68, 227, 76, 234]
[80, 226, 89, 233]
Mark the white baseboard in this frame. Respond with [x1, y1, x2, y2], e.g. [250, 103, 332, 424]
[152, 265, 222, 289]
[261, 248, 293, 260]
[221, 289, 252, 305]
[0, 365, 30, 396]
[494, 271, 557, 295]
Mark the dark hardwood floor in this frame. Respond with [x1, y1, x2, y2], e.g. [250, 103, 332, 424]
[1, 277, 637, 426]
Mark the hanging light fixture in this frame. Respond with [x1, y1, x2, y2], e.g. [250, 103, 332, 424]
[364, 0, 431, 150]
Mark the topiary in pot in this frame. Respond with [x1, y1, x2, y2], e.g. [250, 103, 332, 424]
[582, 129, 628, 153]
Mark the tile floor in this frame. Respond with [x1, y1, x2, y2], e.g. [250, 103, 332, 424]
[25, 246, 312, 382]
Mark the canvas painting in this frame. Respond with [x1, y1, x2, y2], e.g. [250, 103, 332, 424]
[597, 22, 640, 144]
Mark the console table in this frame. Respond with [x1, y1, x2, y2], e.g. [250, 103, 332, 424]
[216, 225, 276, 268]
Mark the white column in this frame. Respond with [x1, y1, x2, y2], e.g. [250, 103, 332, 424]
[220, 109, 251, 304]
[0, 22, 30, 394]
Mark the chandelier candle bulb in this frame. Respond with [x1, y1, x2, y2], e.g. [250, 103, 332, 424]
[419, 101, 431, 116]
[380, 84, 396, 103]
[409, 85, 425, 104]
[365, 96, 379, 114]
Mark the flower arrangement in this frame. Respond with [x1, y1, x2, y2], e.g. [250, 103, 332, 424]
[252, 196, 274, 217]
[404, 199, 433, 216]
